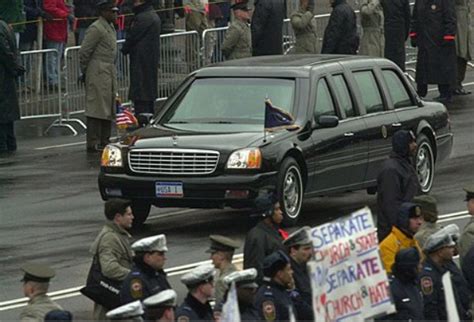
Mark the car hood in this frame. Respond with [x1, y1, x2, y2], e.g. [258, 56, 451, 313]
[119, 125, 280, 151]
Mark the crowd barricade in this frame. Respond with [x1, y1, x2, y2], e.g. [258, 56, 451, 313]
[202, 27, 228, 66]
[282, 18, 296, 54]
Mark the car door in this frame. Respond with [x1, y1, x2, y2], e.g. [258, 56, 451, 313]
[307, 76, 367, 193]
[349, 69, 401, 183]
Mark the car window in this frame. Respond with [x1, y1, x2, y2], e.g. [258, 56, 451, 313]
[382, 69, 413, 109]
[314, 78, 336, 123]
[353, 71, 384, 114]
[332, 74, 355, 118]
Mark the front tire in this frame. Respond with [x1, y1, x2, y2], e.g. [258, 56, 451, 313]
[131, 202, 151, 228]
[416, 134, 435, 193]
[277, 157, 304, 226]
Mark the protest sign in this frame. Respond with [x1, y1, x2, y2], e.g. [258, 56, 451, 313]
[308, 207, 395, 322]
[220, 282, 241, 322]
[442, 271, 460, 322]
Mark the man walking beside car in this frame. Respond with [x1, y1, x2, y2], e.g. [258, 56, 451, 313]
[221, 1, 252, 60]
[453, 0, 472, 96]
[251, 0, 286, 56]
[321, 0, 359, 54]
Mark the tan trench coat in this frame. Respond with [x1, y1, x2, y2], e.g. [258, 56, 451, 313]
[20, 294, 62, 322]
[359, 0, 385, 57]
[455, 0, 472, 60]
[79, 17, 117, 121]
[290, 8, 318, 54]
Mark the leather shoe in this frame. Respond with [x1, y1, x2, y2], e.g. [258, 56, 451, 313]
[433, 95, 453, 104]
[453, 88, 471, 96]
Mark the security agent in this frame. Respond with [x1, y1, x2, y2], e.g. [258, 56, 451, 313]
[106, 300, 144, 321]
[255, 251, 296, 322]
[120, 234, 171, 304]
[143, 289, 177, 322]
[419, 224, 467, 320]
[19, 263, 63, 322]
[222, 268, 259, 321]
[176, 264, 215, 322]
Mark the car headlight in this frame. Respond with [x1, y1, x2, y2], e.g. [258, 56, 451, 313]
[226, 148, 262, 169]
[101, 145, 123, 167]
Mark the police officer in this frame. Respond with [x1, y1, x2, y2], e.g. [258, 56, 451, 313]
[222, 268, 260, 321]
[420, 225, 466, 320]
[206, 234, 240, 307]
[106, 300, 144, 321]
[414, 194, 442, 247]
[255, 250, 296, 322]
[120, 235, 171, 304]
[19, 263, 63, 321]
[221, 2, 251, 60]
[143, 289, 177, 322]
[176, 264, 215, 322]
[290, 0, 318, 54]
[459, 184, 474, 259]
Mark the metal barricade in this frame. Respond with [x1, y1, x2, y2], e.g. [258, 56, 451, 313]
[282, 18, 296, 54]
[202, 27, 228, 66]
[63, 45, 86, 128]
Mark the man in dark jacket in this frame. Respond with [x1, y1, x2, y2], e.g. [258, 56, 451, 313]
[251, 0, 286, 56]
[121, 0, 161, 117]
[120, 234, 171, 304]
[0, 17, 24, 155]
[377, 130, 420, 241]
[410, 0, 457, 103]
[321, 0, 359, 54]
[380, 0, 410, 71]
[73, 0, 97, 45]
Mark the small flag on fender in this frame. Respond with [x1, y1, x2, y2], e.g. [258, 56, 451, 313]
[116, 98, 138, 131]
[264, 99, 299, 132]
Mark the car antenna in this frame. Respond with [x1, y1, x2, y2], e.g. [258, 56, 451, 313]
[263, 95, 269, 143]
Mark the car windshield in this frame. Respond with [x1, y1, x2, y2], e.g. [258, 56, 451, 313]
[159, 78, 296, 132]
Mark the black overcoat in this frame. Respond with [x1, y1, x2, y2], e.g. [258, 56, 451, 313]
[251, 0, 286, 56]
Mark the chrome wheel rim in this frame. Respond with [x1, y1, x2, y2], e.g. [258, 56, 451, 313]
[417, 142, 434, 193]
[283, 165, 303, 219]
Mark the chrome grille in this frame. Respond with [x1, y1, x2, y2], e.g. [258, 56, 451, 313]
[128, 149, 220, 175]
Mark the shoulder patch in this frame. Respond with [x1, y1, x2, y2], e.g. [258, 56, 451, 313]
[130, 278, 143, 299]
[262, 300, 276, 321]
[177, 316, 190, 322]
[421, 276, 433, 295]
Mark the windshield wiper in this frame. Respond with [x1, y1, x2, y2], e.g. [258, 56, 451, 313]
[203, 121, 235, 124]
[167, 121, 189, 124]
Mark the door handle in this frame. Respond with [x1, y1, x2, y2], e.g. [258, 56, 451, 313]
[391, 122, 402, 127]
[344, 132, 355, 137]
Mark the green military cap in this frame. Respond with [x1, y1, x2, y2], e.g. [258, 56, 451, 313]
[21, 263, 55, 283]
[206, 235, 240, 253]
[464, 184, 474, 201]
[283, 226, 312, 248]
[413, 195, 438, 223]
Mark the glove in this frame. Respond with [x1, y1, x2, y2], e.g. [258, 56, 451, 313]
[410, 37, 417, 48]
[78, 73, 86, 84]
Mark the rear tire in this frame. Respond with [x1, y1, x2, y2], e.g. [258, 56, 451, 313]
[416, 134, 435, 193]
[277, 157, 303, 227]
[131, 202, 151, 228]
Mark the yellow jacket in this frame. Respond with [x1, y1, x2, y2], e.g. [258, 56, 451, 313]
[380, 226, 421, 274]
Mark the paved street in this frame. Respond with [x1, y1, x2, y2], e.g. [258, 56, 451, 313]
[1, 69, 474, 320]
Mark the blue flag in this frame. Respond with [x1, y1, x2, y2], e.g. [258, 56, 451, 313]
[264, 99, 298, 131]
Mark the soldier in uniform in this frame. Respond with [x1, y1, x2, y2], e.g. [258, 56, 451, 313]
[420, 225, 467, 320]
[19, 263, 63, 321]
[459, 185, 474, 259]
[243, 192, 287, 283]
[414, 194, 441, 248]
[120, 235, 171, 304]
[453, 0, 472, 95]
[143, 289, 177, 322]
[221, 2, 252, 60]
[359, 0, 384, 57]
[89, 199, 134, 320]
[290, 0, 317, 54]
[206, 234, 240, 307]
[255, 250, 296, 322]
[222, 268, 259, 321]
[183, 0, 208, 36]
[79, 0, 118, 152]
[176, 264, 215, 322]
[106, 300, 144, 321]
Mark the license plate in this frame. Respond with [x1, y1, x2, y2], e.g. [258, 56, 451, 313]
[155, 182, 183, 198]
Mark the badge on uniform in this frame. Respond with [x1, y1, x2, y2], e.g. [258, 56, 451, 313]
[421, 276, 433, 295]
[130, 278, 143, 299]
[177, 316, 189, 322]
[262, 300, 276, 321]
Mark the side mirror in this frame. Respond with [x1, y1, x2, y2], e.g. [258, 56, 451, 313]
[317, 115, 339, 128]
[137, 113, 154, 127]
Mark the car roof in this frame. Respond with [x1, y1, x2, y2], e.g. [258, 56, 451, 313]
[194, 55, 379, 78]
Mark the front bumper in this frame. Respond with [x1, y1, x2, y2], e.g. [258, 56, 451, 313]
[98, 171, 278, 208]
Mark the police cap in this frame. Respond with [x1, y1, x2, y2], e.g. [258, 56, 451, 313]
[132, 234, 168, 253]
[206, 235, 240, 253]
[21, 263, 55, 283]
[464, 184, 474, 201]
[283, 226, 312, 248]
[106, 301, 144, 319]
[143, 289, 177, 308]
[180, 264, 215, 288]
[423, 224, 460, 253]
[223, 268, 258, 289]
[262, 250, 290, 279]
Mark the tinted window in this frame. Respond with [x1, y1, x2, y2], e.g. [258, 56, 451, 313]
[314, 78, 336, 123]
[332, 74, 355, 118]
[383, 70, 413, 108]
[353, 71, 384, 114]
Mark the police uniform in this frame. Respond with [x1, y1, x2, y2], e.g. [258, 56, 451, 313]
[120, 235, 171, 304]
[106, 300, 144, 321]
[459, 185, 474, 259]
[221, 2, 251, 60]
[143, 289, 177, 321]
[19, 263, 63, 322]
[206, 234, 240, 307]
[176, 264, 215, 322]
[223, 269, 260, 321]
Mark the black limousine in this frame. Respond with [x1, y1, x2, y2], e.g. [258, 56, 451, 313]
[99, 55, 453, 226]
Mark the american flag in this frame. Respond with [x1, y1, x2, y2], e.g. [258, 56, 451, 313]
[116, 109, 138, 126]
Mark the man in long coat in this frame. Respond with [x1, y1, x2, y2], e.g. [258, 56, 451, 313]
[359, 0, 384, 57]
[321, 0, 359, 54]
[0, 17, 23, 155]
[453, 0, 472, 95]
[381, 0, 411, 71]
[121, 0, 161, 117]
[79, 0, 118, 152]
[410, 0, 457, 103]
[290, 0, 318, 54]
[251, 0, 286, 56]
